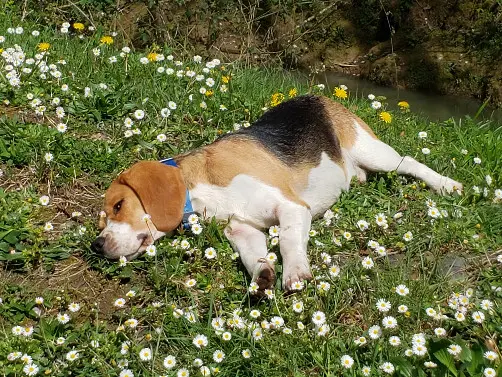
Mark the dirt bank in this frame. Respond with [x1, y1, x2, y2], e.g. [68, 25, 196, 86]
[20, 0, 502, 106]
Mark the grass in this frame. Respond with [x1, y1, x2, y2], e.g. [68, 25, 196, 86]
[0, 14, 501, 377]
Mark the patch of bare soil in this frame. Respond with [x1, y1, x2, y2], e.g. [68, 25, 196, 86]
[0, 165, 37, 191]
[52, 179, 103, 224]
[1, 105, 58, 126]
[0, 256, 134, 321]
[1, 161, 101, 209]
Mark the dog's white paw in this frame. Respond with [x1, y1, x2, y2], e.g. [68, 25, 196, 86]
[282, 263, 312, 291]
[437, 177, 463, 195]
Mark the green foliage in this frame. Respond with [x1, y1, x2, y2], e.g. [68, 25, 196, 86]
[0, 13, 501, 377]
[0, 118, 129, 184]
[0, 189, 34, 258]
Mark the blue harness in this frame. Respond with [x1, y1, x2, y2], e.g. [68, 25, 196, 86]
[160, 158, 195, 230]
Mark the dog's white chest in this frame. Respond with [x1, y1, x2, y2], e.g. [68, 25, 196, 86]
[189, 175, 286, 228]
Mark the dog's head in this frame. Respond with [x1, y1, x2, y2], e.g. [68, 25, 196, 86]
[92, 161, 186, 260]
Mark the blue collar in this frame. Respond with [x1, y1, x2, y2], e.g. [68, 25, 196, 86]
[160, 158, 195, 230]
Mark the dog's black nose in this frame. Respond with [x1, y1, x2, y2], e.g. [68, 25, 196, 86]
[91, 236, 106, 253]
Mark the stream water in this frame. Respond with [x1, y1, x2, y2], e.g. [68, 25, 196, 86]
[318, 71, 502, 124]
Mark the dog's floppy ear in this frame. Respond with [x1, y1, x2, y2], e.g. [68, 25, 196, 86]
[119, 161, 185, 232]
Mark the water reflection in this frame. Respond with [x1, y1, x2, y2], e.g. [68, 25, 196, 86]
[317, 71, 502, 123]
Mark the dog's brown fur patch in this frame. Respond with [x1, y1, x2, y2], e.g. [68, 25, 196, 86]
[177, 138, 311, 208]
[102, 181, 148, 231]
[319, 97, 377, 149]
[104, 161, 186, 232]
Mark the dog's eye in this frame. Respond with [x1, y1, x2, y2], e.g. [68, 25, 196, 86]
[113, 200, 123, 214]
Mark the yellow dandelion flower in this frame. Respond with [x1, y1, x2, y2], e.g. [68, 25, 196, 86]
[147, 52, 158, 62]
[270, 92, 284, 107]
[398, 101, 410, 109]
[37, 42, 50, 51]
[289, 88, 298, 98]
[221, 75, 230, 84]
[379, 111, 392, 123]
[334, 86, 348, 99]
[205, 90, 214, 97]
[100, 36, 114, 45]
[73, 22, 85, 31]
[0, 48, 3, 54]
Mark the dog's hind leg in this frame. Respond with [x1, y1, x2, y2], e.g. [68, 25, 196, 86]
[224, 220, 275, 291]
[350, 125, 463, 194]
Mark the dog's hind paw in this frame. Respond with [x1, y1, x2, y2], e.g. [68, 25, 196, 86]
[437, 177, 463, 195]
[253, 261, 276, 293]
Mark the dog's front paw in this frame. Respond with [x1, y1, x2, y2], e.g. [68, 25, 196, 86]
[282, 263, 312, 291]
[438, 177, 463, 195]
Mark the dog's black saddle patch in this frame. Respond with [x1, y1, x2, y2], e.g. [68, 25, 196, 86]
[229, 95, 342, 166]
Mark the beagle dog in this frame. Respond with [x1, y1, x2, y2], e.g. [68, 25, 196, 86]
[93, 95, 462, 291]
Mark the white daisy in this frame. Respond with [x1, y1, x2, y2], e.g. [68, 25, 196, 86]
[376, 299, 391, 312]
[389, 336, 401, 346]
[484, 351, 498, 361]
[68, 302, 80, 312]
[163, 355, 176, 369]
[269, 225, 280, 237]
[311, 311, 326, 326]
[39, 195, 50, 206]
[472, 311, 485, 323]
[133, 109, 145, 120]
[340, 355, 354, 369]
[380, 362, 395, 374]
[382, 316, 398, 329]
[361, 256, 374, 269]
[484, 368, 496, 377]
[192, 334, 208, 348]
[368, 325, 382, 339]
[213, 350, 225, 363]
[395, 284, 409, 296]
[145, 245, 156, 257]
[447, 344, 462, 356]
[371, 101, 382, 109]
[292, 301, 304, 313]
[66, 350, 79, 362]
[204, 247, 217, 259]
[139, 348, 152, 361]
[398, 305, 408, 313]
